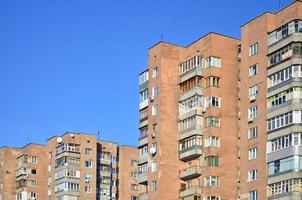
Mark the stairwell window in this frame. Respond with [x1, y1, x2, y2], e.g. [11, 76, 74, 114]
[248, 147, 258, 160]
[204, 136, 220, 147]
[249, 190, 258, 200]
[204, 56, 221, 68]
[151, 104, 158, 116]
[249, 64, 258, 77]
[152, 67, 158, 78]
[249, 85, 258, 98]
[249, 43, 258, 56]
[248, 169, 257, 181]
[206, 76, 220, 87]
[248, 106, 257, 119]
[248, 127, 258, 139]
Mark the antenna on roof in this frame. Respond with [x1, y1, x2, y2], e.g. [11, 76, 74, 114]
[97, 131, 100, 140]
[160, 34, 164, 41]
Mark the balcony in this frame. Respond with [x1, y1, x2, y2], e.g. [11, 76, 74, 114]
[268, 32, 302, 55]
[179, 87, 203, 102]
[16, 180, 27, 189]
[179, 185, 202, 198]
[179, 166, 202, 180]
[138, 172, 147, 185]
[139, 193, 148, 200]
[99, 170, 111, 177]
[16, 168, 27, 177]
[138, 153, 148, 164]
[138, 135, 148, 147]
[100, 157, 111, 165]
[139, 99, 148, 110]
[179, 145, 202, 161]
[180, 67, 203, 83]
[179, 121, 203, 140]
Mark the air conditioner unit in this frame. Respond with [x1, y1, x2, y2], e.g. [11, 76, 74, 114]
[249, 95, 256, 101]
[202, 107, 206, 113]
[149, 147, 156, 155]
[85, 179, 90, 183]
[151, 132, 156, 138]
[150, 96, 155, 101]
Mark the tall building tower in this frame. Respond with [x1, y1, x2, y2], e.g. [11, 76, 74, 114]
[138, 33, 240, 200]
[0, 132, 140, 200]
[239, 1, 302, 200]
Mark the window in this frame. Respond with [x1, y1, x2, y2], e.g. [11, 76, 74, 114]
[205, 156, 220, 167]
[55, 143, 80, 154]
[139, 163, 148, 174]
[139, 107, 148, 121]
[268, 156, 302, 176]
[249, 43, 258, 56]
[179, 116, 199, 132]
[180, 55, 201, 75]
[204, 196, 221, 200]
[30, 192, 37, 199]
[139, 89, 148, 103]
[151, 180, 157, 191]
[48, 164, 52, 172]
[152, 86, 158, 98]
[55, 182, 80, 192]
[204, 176, 220, 187]
[268, 178, 302, 197]
[131, 172, 139, 178]
[131, 196, 139, 200]
[204, 136, 220, 147]
[249, 85, 258, 98]
[248, 169, 257, 181]
[206, 116, 220, 127]
[179, 135, 202, 151]
[269, 133, 301, 151]
[180, 76, 202, 93]
[85, 186, 92, 193]
[248, 147, 258, 160]
[268, 19, 302, 45]
[205, 96, 221, 108]
[152, 104, 158, 116]
[85, 148, 92, 155]
[30, 169, 37, 174]
[267, 65, 302, 88]
[29, 156, 38, 163]
[85, 160, 92, 168]
[131, 184, 139, 190]
[151, 161, 157, 172]
[249, 64, 258, 77]
[267, 110, 302, 131]
[248, 106, 257, 119]
[28, 180, 37, 187]
[249, 190, 258, 200]
[139, 126, 148, 139]
[152, 67, 159, 78]
[206, 76, 220, 87]
[248, 127, 258, 139]
[179, 95, 203, 115]
[268, 43, 302, 66]
[139, 70, 149, 85]
[204, 56, 221, 68]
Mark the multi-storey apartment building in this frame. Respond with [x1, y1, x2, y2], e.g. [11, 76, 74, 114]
[0, 132, 140, 200]
[239, 1, 302, 200]
[138, 1, 302, 200]
[138, 33, 241, 200]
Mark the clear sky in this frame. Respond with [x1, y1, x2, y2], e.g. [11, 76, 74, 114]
[0, 0, 293, 147]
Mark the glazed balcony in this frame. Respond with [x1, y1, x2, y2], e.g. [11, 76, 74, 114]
[179, 185, 202, 198]
[179, 166, 202, 180]
[180, 66, 203, 83]
[179, 87, 203, 102]
[179, 145, 202, 161]
[138, 172, 147, 185]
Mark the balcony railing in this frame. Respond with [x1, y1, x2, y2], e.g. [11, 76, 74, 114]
[179, 166, 202, 180]
[179, 185, 202, 198]
[139, 192, 148, 200]
[180, 66, 203, 83]
[179, 145, 202, 161]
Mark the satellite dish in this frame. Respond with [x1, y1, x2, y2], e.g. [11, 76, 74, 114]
[70, 134, 75, 138]
[56, 137, 63, 143]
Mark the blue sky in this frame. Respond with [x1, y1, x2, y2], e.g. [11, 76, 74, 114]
[0, 0, 293, 147]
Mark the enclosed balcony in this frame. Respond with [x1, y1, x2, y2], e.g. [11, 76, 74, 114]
[138, 172, 147, 185]
[139, 192, 148, 200]
[179, 166, 202, 180]
[179, 136, 203, 161]
[179, 185, 202, 198]
[55, 143, 80, 155]
[179, 55, 202, 83]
